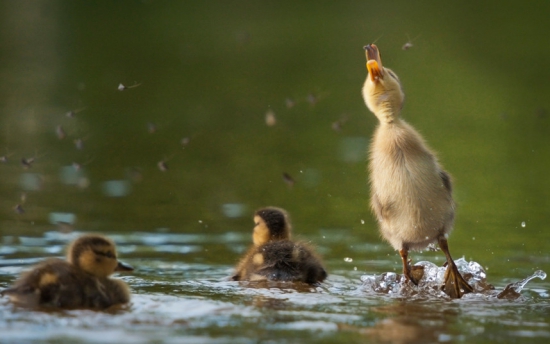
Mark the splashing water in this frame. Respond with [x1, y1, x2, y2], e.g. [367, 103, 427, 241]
[497, 270, 547, 300]
[360, 258, 546, 300]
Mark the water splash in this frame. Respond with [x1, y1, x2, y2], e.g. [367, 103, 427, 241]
[497, 270, 547, 300]
[360, 258, 546, 300]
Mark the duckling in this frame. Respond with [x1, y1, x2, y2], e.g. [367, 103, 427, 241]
[232, 207, 327, 284]
[361, 44, 473, 298]
[1, 234, 133, 309]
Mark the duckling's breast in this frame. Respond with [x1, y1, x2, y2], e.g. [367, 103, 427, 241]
[369, 121, 454, 250]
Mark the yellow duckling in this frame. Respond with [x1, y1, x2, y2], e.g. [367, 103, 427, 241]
[362, 44, 473, 298]
[1, 234, 133, 309]
[232, 207, 327, 284]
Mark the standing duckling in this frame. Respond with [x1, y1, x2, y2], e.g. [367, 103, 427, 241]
[232, 207, 327, 284]
[361, 44, 473, 298]
[1, 234, 134, 309]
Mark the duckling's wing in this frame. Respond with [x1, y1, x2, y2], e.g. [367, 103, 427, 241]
[231, 246, 259, 281]
[242, 241, 296, 281]
[258, 241, 327, 284]
[439, 170, 453, 193]
[88, 278, 131, 308]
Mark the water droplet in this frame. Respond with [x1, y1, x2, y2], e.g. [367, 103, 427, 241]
[48, 212, 76, 225]
[361, 219, 365, 224]
[221, 203, 246, 218]
[101, 180, 131, 197]
[533, 270, 547, 280]
[521, 221, 526, 228]
[344, 257, 353, 263]
[265, 109, 276, 126]
[339, 137, 368, 163]
[20, 173, 44, 191]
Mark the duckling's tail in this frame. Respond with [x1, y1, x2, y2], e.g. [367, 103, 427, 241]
[0, 287, 14, 297]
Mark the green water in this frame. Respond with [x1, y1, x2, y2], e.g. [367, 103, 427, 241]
[1, 1, 549, 343]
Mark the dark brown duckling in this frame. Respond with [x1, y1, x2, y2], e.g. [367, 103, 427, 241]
[1, 234, 133, 309]
[232, 207, 327, 284]
[362, 43, 473, 298]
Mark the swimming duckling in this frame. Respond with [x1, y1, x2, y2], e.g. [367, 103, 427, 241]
[232, 207, 327, 284]
[361, 44, 473, 298]
[1, 234, 133, 309]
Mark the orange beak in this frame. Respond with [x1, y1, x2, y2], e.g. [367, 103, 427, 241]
[364, 44, 384, 82]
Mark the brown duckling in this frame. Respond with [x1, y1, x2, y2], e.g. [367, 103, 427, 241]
[361, 44, 473, 298]
[1, 234, 134, 309]
[232, 207, 327, 284]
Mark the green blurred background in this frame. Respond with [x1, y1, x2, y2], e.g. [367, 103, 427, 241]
[0, 1, 549, 278]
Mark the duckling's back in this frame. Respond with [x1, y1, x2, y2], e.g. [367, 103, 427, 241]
[1, 259, 130, 309]
[233, 240, 326, 284]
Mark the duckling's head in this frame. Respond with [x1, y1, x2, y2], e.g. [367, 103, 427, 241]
[253, 207, 291, 246]
[362, 44, 405, 123]
[67, 234, 133, 278]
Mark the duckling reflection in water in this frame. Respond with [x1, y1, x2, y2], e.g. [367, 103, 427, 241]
[362, 44, 473, 298]
[1, 234, 134, 309]
[232, 207, 327, 284]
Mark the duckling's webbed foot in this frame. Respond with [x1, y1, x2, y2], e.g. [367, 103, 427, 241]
[442, 261, 473, 298]
[438, 236, 474, 298]
[409, 265, 424, 285]
[399, 248, 423, 285]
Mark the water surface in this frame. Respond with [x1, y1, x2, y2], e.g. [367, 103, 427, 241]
[1, 1, 549, 343]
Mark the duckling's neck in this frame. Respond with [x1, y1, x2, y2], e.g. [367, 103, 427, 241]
[376, 107, 400, 125]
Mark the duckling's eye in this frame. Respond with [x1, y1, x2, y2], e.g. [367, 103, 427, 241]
[387, 70, 398, 80]
[93, 249, 116, 259]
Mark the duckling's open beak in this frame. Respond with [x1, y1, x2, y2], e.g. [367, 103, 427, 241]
[364, 44, 384, 82]
[115, 261, 134, 272]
